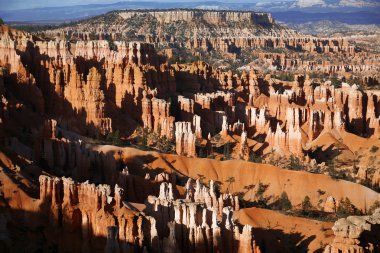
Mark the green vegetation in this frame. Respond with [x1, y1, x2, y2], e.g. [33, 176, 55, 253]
[138, 127, 149, 150]
[213, 180, 223, 196]
[168, 53, 200, 65]
[222, 142, 231, 160]
[91, 128, 127, 147]
[243, 184, 255, 199]
[301, 195, 312, 214]
[345, 76, 361, 86]
[207, 145, 215, 159]
[327, 158, 342, 179]
[198, 148, 205, 158]
[368, 200, 380, 215]
[330, 76, 341, 88]
[273, 72, 294, 82]
[134, 126, 175, 153]
[240, 181, 270, 209]
[255, 182, 268, 198]
[156, 135, 174, 153]
[225, 176, 235, 193]
[308, 72, 325, 80]
[276, 191, 292, 211]
[89, 32, 98, 40]
[317, 189, 326, 196]
[337, 197, 360, 217]
[11, 24, 59, 33]
[370, 146, 379, 153]
[287, 155, 303, 171]
[249, 152, 262, 163]
[106, 130, 121, 146]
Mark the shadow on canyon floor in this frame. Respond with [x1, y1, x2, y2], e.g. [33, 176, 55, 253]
[253, 227, 317, 253]
[0, 205, 321, 253]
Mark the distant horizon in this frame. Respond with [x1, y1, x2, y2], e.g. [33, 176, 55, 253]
[0, 0, 285, 11]
[1, 0, 378, 24]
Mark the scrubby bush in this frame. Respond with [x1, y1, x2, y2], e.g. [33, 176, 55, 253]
[370, 146, 379, 153]
[287, 155, 303, 170]
[274, 72, 294, 82]
[368, 200, 380, 215]
[249, 152, 262, 163]
[331, 77, 341, 88]
[106, 130, 121, 146]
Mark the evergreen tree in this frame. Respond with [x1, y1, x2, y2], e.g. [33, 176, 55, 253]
[225, 177, 235, 193]
[337, 197, 358, 217]
[249, 152, 262, 163]
[302, 195, 312, 214]
[199, 148, 204, 158]
[277, 191, 292, 211]
[141, 128, 148, 148]
[112, 130, 121, 145]
[223, 142, 231, 160]
[287, 155, 302, 170]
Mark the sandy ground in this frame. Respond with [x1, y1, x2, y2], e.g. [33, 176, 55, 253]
[235, 207, 334, 253]
[93, 145, 380, 212]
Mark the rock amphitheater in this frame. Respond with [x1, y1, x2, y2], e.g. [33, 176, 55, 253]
[0, 9, 379, 253]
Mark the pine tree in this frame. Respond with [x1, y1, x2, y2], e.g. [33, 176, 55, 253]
[141, 128, 148, 149]
[302, 195, 312, 214]
[278, 191, 292, 211]
[249, 152, 262, 163]
[112, 130, 121, 146]
[225, 177, 235, 193]
[223, 142, 231, 160]
[199, 148, 204, 158]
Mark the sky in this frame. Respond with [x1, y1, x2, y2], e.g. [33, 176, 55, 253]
[0, 0, 288, 11]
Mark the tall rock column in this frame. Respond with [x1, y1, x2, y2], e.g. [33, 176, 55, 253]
[141, 91, 153, 129]
[324, 209, 380, 253]
[175, 122, 196, 157]
[239, 131, 250, 160]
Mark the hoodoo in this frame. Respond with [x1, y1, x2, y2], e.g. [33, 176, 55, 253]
[0, 6, 380, 253]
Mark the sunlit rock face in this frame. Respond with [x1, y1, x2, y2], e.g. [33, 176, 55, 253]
[324, 209, 380, 253]
[0, 9, 380, 253]
[1, 24, 379, 157]
[38, 175, 259, 253]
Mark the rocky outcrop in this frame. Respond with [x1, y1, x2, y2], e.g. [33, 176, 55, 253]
[0, 25, 181, 137]
[175, 122, 196, 157]
[38, 175, 260, 253]
[38, 175, 145, 252]
[324, 209, 380, 253]
[144, 180, 256, 253]
[44, 10, 366, 63]
[245, 107, 267, 134]
[64, 66, 112, 134]
[323, 196, 337, 213]
[1, 23, 380, 173]
[239, 131, 250, 160]
[0, 30, 20, 74]
[221, 115, 229, 138]
[119, 10, 274, 26]
[2, 13, 380, 253]
[193, 114, 202, 139]
[265, 122, 303, 156]
[1, 22, 379, 160]
[152, 97, 175, 138]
